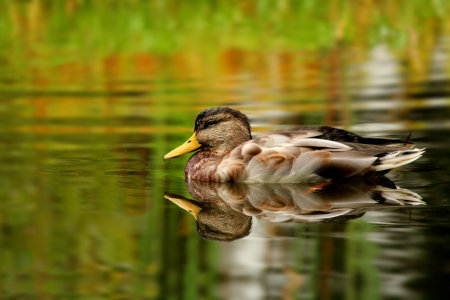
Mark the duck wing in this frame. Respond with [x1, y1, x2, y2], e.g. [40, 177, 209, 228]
[254, 126, 411, 146]
[217, 128, 423, 183]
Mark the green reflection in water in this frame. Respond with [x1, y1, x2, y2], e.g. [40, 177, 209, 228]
[0, 128, 220, 298]
[0, 0, 449, 299]
[346, 220, 379, 300]
[1, 0, 449, 85]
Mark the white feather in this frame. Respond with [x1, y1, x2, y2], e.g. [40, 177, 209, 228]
[291, 138, 353, 151]
[374, 148, 424, 171]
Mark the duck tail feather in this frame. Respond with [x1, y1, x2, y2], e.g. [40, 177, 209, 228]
[373, 148, 425, 172]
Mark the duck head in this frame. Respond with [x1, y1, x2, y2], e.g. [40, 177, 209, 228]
[164, 107, 251, 159]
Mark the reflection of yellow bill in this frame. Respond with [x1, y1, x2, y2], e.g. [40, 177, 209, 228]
[164, 132, 201, 160]
[164, 193, 202, 220]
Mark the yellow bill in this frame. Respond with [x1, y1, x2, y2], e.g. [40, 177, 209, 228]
[164, 193, 202, 220]
[164, 132, 201, 160]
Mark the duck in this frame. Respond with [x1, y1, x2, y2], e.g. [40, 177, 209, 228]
[164, 107, 424, 183]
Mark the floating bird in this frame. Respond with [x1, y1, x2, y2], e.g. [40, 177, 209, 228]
[164, 107, 424, 182]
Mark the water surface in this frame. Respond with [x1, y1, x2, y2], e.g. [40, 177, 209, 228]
[1, 2, 450, 299]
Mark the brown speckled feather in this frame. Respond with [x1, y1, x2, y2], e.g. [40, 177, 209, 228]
[187, 129, 424, 182]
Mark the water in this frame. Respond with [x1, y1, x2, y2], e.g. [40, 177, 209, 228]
[1, 2, 450, 299]
[2, 49, 449, 299]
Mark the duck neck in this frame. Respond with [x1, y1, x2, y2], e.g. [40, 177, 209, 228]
[216, 133, 251, 155]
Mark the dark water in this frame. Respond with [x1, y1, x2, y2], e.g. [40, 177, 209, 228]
[1, 2, 450, 293]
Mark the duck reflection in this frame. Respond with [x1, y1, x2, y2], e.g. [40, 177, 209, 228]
[165, 177, 424, 241]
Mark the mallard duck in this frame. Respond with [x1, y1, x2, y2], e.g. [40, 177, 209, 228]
[164, 107, 424, 182]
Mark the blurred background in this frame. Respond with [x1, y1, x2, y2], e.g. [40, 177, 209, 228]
[1, 0, 450, 299]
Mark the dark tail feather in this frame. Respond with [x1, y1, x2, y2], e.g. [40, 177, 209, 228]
[315, 126, 414, 147]
[404, 133, 412, 146]
[363, 136, 413, 146]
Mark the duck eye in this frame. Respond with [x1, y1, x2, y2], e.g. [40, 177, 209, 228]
[204, 119, 221, 129]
